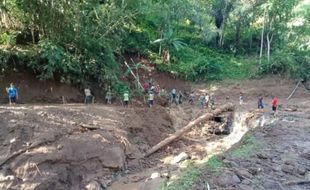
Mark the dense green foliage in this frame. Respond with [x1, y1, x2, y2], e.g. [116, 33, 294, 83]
[0, 0, 310, 91]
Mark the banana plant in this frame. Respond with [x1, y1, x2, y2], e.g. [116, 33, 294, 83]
[151, 28, 187, 57]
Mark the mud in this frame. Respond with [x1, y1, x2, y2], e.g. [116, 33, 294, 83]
[0, 105, 173, 190]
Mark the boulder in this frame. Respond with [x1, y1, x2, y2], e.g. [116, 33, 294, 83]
[281, 164, 295, 175]
[138, 177, 165, 190]
[216, 171, 241, 187]
[85, 181, 104, 190]
[60, 138, 125, 170]
[235, 169, 254, 179]
[170, 152, 189, 165]
[239, 184, 255, 190]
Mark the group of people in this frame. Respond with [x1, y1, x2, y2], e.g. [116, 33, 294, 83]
[84, 83, 280, 115]
[6, 82, 281, 115]
[170, 88, 184, 105]
[84, 87, 113, 105]
[239, 93, 279, 115]
[143, 81, 161, 107]
[188, 92, 215, 109]
[143, 81, 184, 107]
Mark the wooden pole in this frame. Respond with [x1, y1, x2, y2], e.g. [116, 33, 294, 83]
[124, 61, 143, 90]
[287, 80, 301, 100]
[143, 104, 234, 157]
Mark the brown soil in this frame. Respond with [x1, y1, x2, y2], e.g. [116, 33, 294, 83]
[0, 105, 174, 190]
[0, 72, 83, 104]
[1, 72, 310, 190]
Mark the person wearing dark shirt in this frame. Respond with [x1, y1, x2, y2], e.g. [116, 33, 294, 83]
[258, 96, 264, 109]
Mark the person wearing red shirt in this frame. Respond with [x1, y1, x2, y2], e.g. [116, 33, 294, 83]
[271, 96, 279, 114]
[143, 82, 149, 93]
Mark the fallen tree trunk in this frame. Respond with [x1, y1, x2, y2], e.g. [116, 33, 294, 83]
[0, 139, 56, 167]
[80, 124, 100, 130]
[285, 180, 310, 186]
[144, 104, 234, 157]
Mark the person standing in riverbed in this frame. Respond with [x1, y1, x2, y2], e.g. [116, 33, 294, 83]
[239, 92, 244, 105]
[189, 92, 195, 105]
[123, 91, 129, 107]
[84, 87, 93, 104]
[271, 96, 279, 116]
[258, 96, 264, 109]
[7, 83, 18, 105]
[171, 88, 177, 105]
[199, 94, 206, 109]
[105, 88, 112, 104]
[205, 93, 210, 108]
[148, 91, 154, 108]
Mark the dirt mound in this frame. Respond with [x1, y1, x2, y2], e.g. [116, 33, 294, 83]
[0, 105, 173, 190]
[126, 106, 173, 147]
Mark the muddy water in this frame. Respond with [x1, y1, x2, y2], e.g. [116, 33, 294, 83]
[108, 110, 266, 190]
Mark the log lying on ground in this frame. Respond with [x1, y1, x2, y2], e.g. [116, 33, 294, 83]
[144, 104, 234, 157]
[80, 123, 100, 130]
[285, 180, 310, 186]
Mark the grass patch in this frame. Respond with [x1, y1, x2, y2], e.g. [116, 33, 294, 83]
[161, 156, 224, 190]
[160, 164, 202, 190]
[230, 133, 260, 158]
[205, 155, 223, 173]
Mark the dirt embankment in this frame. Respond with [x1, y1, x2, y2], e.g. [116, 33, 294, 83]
[0, 72, 83, 104]
[0, 105, 173, 190]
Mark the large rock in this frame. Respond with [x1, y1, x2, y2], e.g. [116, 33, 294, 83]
[263, 179, 284, 190]
[281, 164, 295, 175]
[170, 152, 189, 165]
[300, 152, 310, 160]
[235, 169, 254, 179]
[216, 171, 241, 187]
[60, 137, 125, 169]
[138, 178, 165, 190]
[239, 184, 255, 190]
[85, 181, 104, 190]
